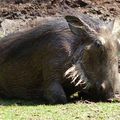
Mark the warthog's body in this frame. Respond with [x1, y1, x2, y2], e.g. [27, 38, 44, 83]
[0, 14, 120, 104]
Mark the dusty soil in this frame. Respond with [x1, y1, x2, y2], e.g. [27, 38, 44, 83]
[0, 0, 120, 21]
[0, 0, 120, 35]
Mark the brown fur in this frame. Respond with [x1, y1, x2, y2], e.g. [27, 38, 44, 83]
[0, 15, 119, 104]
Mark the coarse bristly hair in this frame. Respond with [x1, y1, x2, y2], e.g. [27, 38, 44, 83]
[64, 60, 91, 89]
[64, 22, 117, 90]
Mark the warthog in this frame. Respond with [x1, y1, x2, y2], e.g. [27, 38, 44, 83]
[0, 14, 120, 104]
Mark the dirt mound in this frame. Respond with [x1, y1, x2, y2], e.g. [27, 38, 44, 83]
[0, 0, 120, 36]
[0, 0, 120, 21]
[0, 0, 119, 37]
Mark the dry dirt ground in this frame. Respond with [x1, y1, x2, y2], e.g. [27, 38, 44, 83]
[0, 0, 120, 35]
[0, 0, 120, 29]
[0, 0, 120, 20]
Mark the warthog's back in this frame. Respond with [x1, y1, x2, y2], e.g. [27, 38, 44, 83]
[0, 18, 71, 99]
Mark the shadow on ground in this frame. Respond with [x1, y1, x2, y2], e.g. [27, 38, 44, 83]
[0, 95, 118, 106]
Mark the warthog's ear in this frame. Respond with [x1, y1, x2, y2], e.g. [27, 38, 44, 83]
[65, 15, 97, 36]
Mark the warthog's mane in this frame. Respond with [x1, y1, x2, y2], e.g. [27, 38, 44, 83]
[64, 45, 91, 89]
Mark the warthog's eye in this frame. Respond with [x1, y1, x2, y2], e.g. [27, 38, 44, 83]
[83, 41, 106, 69]
[94, 40, 102, 48]
[85, 40, 104, 57]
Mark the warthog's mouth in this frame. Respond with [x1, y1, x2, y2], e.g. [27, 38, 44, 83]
[76, 86, 120, 102]
[65, 63, 120, 102]
[78, 92, 107, 102]
[78, 90, 115, 102]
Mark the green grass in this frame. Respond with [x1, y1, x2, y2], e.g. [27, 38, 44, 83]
[0, 99, 119, 120]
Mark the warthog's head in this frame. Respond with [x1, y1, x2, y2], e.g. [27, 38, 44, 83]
[65, 15, 120, 101]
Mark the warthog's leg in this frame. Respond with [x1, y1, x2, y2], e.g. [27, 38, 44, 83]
[41, 52, 68, 104]
[43, 80, 67, 104]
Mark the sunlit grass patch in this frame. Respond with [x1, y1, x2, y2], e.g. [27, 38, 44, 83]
[0, 99, 120, 120]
